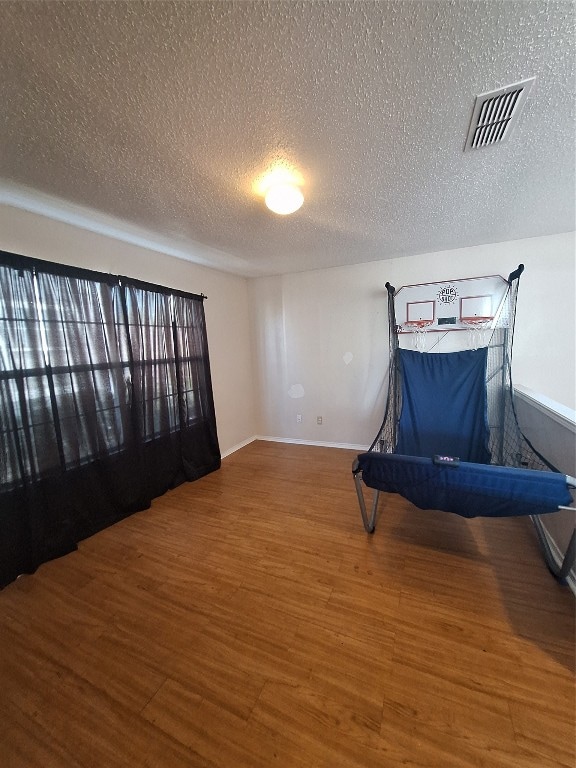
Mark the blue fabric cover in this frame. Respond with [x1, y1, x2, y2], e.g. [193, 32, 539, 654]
[356, 453, 572, 518]
[395, 348, 490, 464]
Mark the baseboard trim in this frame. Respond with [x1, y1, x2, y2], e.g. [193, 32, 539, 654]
[221, 435, 368, 457]
[255, 436, 368, 451]
[221, 436, 257, 458]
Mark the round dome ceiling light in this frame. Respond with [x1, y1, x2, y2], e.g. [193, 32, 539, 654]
[264, 182, 304, 215]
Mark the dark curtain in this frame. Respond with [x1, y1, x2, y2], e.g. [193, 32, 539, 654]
[122, 279, 220, 499]
[0, 251, 220, 589]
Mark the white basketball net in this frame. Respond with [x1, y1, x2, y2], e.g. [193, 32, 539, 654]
[405, 321, 433, 352]
[462, 318, 492, 350]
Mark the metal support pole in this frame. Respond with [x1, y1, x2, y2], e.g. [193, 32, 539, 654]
[352, 461, 380, 533]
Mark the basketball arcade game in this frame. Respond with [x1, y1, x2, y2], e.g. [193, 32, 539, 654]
[352, 265, 576, 583]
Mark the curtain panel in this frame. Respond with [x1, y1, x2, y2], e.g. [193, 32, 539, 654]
[0, 251, 220, 588]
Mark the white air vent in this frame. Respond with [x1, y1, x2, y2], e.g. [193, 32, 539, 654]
[465, 78, 535, 151]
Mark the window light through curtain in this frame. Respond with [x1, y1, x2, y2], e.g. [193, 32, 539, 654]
[0, 250, 220, 589]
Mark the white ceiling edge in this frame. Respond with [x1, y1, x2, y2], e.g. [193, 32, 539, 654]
[0, 180, 263, 278]
[2, 180, 574, 282]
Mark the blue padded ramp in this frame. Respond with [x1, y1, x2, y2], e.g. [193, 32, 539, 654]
[356, 453, 572, 519]
[396, 348, 491, 464]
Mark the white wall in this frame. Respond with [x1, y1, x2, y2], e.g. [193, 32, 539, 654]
[0, 204, 257, 456]
[2, 205, 574, 455]
[250, 269, 390, 446]
[250, 232, 575, 446]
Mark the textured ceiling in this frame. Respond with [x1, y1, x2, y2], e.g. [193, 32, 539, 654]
[0, 1, 574, 277]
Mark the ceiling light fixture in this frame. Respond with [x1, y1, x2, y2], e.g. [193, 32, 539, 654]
[264, 182, 304, 215]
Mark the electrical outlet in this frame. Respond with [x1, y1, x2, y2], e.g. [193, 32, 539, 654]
[317, 416, 323, 425]
[296, 414, 302, 423]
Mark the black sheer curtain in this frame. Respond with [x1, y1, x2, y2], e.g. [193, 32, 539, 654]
[122, 279, 220, 499]
[0, 251, 220, 588]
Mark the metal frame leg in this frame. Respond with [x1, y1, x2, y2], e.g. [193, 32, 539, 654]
[530, 515, 576, 585]
[532, 476, 576, 584]
[353, 460, 380, 533]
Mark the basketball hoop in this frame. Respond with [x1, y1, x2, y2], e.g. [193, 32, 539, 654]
[404, 320, 433, 352]
[461, 316, 493, 350]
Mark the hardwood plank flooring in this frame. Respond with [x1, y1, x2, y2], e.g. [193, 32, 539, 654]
[0, 440, 574, 767]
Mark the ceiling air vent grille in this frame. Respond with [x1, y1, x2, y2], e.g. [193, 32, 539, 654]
[465, 78, 535, 151]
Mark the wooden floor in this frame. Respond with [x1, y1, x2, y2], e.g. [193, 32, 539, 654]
[0, 441, 574, 768]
